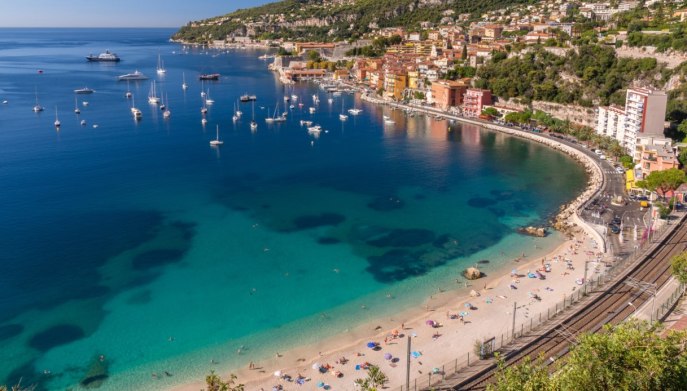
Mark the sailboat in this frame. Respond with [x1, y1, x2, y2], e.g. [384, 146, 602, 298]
[182, 72, 188, 90]
[159, 89, 166, 110]
[210, 125, 224, 146]
[200, 95, 208, 114]
[54, 106, 61, 128]
[265, 105, 276, 123]
[232, 102, 239, 122]
[131, 95, 142, 120]
[74, 96, 81, 114]
[125, 80, 132, 98]
[205, 88, 214, 105]
[339, 98, 348, 121]
[163, 93, 171, 118]
[33, 87, 43, 112]
[148, 81, 160, 104]
[235, 100, 243, 117]
[250, 101, 258, 130]
[156, 54, 166, 75]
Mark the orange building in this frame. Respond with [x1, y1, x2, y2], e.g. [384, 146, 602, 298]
[431, 80, 468, 111]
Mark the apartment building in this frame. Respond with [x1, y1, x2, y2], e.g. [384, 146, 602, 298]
[596, 88, 668, 154]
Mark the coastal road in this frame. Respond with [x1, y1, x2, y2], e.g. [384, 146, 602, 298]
[368, 96, 643, 258]
[443, 211, 687, 390]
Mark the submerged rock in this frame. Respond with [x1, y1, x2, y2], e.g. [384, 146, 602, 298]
[518, 226, 547, 237]
[464, 267, 482, 280]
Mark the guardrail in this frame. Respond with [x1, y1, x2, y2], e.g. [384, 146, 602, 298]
[391, 211, 683, 391]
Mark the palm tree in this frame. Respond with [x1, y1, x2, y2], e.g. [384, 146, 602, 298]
[354, 365, 388, 391]
[204, 370, 244, 391]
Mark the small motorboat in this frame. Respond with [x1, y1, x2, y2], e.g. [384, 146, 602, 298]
[74, 87, 95, 94]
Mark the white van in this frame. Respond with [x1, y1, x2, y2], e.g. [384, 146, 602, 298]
[595, 149, 602, 155]
[599, 154, 606, 160]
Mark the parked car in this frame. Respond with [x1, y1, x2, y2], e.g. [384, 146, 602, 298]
[610, 225, 621, 234]
[637, 195, 649, 201]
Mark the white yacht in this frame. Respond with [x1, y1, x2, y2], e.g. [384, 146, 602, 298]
[118, 70, 148, 81]
[74, 96, 80, 114]
[182, 72, 188, 90]
[348, 108, 362, 115]
[309, 107, 316, 114]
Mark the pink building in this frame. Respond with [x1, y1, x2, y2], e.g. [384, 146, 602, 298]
[462, 88, 492, 117]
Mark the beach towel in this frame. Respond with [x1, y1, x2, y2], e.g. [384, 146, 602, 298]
[411, 351, 422, 358]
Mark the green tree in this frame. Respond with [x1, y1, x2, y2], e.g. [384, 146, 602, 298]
[679, 149, 687, 168]
[620, 155, 634, 169]
[306, 50, 321, 62]
[489, 321, 687, 391]
[462, 44, 468, 59]
[354, 365, 388, 391]
[636, 168, 686, 201]
[671, 251, 687, 284]
[205, 370, 244, 391]
[482, 107, 500, 118]
[488, 355, 555, 391]
[556, 321, 687, 390]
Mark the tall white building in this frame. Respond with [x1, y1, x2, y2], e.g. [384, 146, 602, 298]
[596, 88, 667, 155]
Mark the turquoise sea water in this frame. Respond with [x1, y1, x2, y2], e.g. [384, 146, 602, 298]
[0, 29, 587, 390]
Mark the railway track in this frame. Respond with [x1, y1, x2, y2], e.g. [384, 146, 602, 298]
[451, 216, 687, 390]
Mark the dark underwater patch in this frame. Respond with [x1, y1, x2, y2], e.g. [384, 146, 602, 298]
[132, 249, 186, 270]
[0, 210, 163, 322]
[80, 356, 109, 389]
[126, 290, 152, 305]
[317, 237, 341, 245]
[0, 324, 23, 341]
[366, 228, 435, 248]
[28, 324, 85, 352]
[367, 196, 404, 211]
[467, 197, 497, 208]
[291, 213, 345, 230]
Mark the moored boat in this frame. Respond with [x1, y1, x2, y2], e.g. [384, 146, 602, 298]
[86, 50, 120, 62]
[74, 87, 95, 94]
[118, 70, 148, 81]
[199, 73, 220, 80]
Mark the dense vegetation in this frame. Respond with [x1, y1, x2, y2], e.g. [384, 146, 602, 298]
[489, 320, 687, 391]
[474, 45, 667, 106]
[173, 0, 537, 43]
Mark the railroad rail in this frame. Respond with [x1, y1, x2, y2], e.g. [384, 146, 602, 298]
[450, 215, 687, 390]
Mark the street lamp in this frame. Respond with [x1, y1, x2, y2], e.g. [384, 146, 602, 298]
[624, 278, 657, 320]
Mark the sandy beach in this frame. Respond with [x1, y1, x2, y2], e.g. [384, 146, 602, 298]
[170, 101, 605, 391]
[171, 227, 603, 391]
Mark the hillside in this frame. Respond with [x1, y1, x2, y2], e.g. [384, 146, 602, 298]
[172, 0, 534, 43]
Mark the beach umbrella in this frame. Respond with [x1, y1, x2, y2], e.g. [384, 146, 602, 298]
[317, 381, 325, 388]
[391, 329, 399, 336]
[464, 303, 472, 308]
[274, 370, 282, 377]
[426, 320, 435, 327]
[312, 363, 321, 370]
[366, 341, 377, 348]
[384, 353, 392, 360]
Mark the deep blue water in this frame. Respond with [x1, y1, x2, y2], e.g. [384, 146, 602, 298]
[0, 28, 587, 390]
